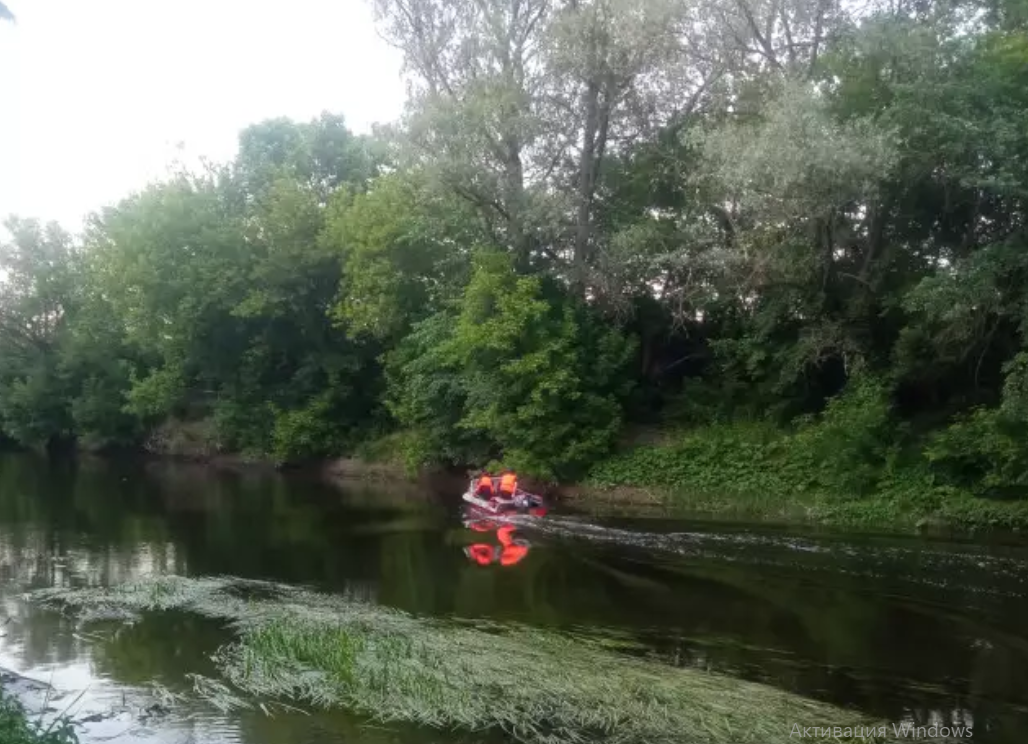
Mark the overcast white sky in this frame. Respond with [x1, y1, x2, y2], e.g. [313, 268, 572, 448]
[0, 0, 407, 233]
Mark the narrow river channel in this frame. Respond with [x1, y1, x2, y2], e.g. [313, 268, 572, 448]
[0, 453, 1025, 743]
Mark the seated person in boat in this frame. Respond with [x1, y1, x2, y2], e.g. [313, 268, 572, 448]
[473, 471, 519, 502]
[474, 472, 497, 499]
[499, 471, 518, 499]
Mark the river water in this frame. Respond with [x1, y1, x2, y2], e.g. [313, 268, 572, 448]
[0, 452, 1026, 743]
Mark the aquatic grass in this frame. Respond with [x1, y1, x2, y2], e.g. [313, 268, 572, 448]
[30, 575, 902, 744]
[184, 674, 251, 713]
[145, 681, 187, 710]
[0, 688, 79, 744]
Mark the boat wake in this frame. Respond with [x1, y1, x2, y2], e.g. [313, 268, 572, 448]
[503, 513, 1028, 599]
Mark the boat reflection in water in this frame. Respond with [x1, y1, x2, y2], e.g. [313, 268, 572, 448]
[461, 505, 548, 567]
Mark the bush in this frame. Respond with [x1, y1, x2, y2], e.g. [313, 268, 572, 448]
[925, 353, 1028, 496]
[656, 376, 739, 429]
[384, 312, 493, 473]
[0, 363, 72, 448]
[590, 377, 900, 498]
[924, 408, 1028, 495]
[69, 372, 140, 450]
[352, 431, 408, 465]
[588, 421, 793, 495]
[211, 395, 276, 457]
[142, 418, 224, 458]
[790, 375, 897, 494]
[270, 392, 344, 464]
[387, 252, 636, 480]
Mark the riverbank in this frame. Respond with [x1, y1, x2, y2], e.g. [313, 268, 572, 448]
[10, 420, 1028, 534]
[582, 423, 1028, 533]
[326, 426, 1028, 534]
[565, 482, 1028, 533]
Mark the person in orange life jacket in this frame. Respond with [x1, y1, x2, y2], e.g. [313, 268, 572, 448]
[471, 470, 518, 504]
[498, 471, 518, 499]
[474, 472, 496, 499]
[498, 471, 545, 509]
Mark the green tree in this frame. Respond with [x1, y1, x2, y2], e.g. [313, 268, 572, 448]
[388, 251, 635, 479]
[324, 170, 479, 342]
[374, 0, 710, 282]
[0, 219, 80, 447]
[82, 115, 386, 462]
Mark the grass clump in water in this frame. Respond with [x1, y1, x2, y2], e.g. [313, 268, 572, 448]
[32, 575, 899, 744]
[0, 689, 78, 744]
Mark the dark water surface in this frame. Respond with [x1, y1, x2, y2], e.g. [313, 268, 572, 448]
[1, 453, 1026, 743]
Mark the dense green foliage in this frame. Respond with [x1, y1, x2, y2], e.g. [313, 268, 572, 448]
[3, 0, 1028, 498]
[386, 251, 636, 477]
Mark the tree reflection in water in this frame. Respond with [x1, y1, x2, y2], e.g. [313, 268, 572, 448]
[0, 452, 1027, 743]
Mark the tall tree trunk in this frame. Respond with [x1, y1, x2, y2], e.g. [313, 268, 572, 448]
[575, 77, 601, 284]
[504, 135, 529, 271]
[818, 213, 838, 314]
[573, 11, 613, 294]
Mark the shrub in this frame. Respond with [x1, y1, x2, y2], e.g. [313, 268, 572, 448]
[270, 392, 345, 463]
[387, 252, 636, 480]
[924, 407, 1028, 495]
[142, 418, 223, 458]
[790, 375, 897, 494]
[590, 376, 900, 498]
[925, 353, 1028, 496]
[588, 421, 792, 495]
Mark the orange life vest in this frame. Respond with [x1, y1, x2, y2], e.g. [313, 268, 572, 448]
[499, 473, 517, 496]
[475, 475, 494, 497]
